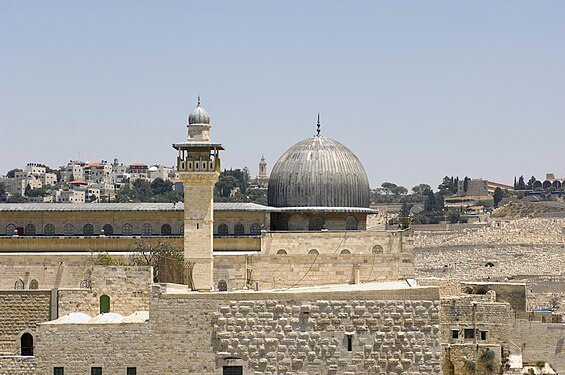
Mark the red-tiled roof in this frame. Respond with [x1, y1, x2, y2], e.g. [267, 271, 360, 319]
[68, 180, 88, 185]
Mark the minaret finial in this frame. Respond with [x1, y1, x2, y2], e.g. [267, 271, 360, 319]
[316, 113, 321, 136]
[197, 95, 201, 105]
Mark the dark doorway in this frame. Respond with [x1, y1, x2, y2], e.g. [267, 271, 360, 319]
[21, 333, 33, 356]
[223, 366, 243, 375]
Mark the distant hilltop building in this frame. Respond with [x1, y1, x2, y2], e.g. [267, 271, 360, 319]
[457, 178, 513, 197]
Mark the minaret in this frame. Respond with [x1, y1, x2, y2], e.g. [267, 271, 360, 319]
[258, 154, 268, 182]
[173, 97, 223, 291]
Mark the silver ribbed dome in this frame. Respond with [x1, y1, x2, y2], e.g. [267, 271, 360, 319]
[267, 136, 370, 208]
[188, 99, 210, 125]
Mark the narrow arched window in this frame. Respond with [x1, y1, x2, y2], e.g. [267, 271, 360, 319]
[160, 224, 172, 235]
[122, 223, 133, 236]
[83, 224, 94, 236]
[29, 280, 39, 289]
[179, 224, 184, 235]
[142, 223, 152, 236]
[24, 224, 36, 236]
[345, 216, 358, 230]
[309, 216, 325, 231]
[340, 249, 351, 255]
[44, 224, 55, 236]
[102, 224, 113, 235]
[234, 224, 245, 235]
[63, 223, 74, 236]
[308, 249, 319, 255]
[15, 279, 24, 290]
[372, 245, 384, 255]
[276, 249, 287, 255]
[250, 223, 261, 235]
[217, 280, 228, 291]
[100, 295, 110, 313]
[218, 224, 228, 235]
[6, 223, 16, 236]
[20, 333, 33, 356]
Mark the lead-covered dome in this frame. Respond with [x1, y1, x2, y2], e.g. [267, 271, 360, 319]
[267, 136, 370, 208]
[188, 99, 210, 125]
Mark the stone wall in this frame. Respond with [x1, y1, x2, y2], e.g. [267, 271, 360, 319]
[36, 285, 442, 375]
[0, 356, 37, 375]
[0, 291, 51, 355]
[57, 266, 152, 316]
[509, 319, 565, 373]
[443, 344, 502, 375]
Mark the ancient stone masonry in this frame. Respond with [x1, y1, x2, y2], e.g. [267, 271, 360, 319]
[212, 299, 442, 374]
[0, 356, 37, 375]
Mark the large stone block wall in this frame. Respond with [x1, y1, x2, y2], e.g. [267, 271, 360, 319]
[0, 291, 51, 355]
[509, 319, 565, 373]
[0, 356, 37, 375]
[57, 266, 152, 316]
[36, 286, 441, 374]
[443, 344, 502, 375]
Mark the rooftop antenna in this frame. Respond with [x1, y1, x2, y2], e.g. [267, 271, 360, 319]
[316, 113, 321, 136]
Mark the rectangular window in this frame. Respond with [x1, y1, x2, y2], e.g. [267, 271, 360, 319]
[53, 368, 64, 375]
[223, 366, 243, 375]
[91, 367, 102, 375]
[451, 330, 459, 339]
[347, 335, 353, 352]
[464, 328, 475, 339]
[126, 368, 137, 375]
[480, 331, 488, 340]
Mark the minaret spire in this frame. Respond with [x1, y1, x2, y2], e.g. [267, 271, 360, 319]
[316, 113, 321, 136]
[197, 95, 201, 106]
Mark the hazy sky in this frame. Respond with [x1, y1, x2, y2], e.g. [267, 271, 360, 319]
[1, 1, 564, 190]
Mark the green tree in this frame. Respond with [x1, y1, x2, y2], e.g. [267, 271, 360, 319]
[6, 169, 22, 178]
[425, 189, 437, 212]
[0, 182, 5, 201]
[516, 176, 526, 190]
[527, 176, 537, 190]
[130, 239, 183, 282]
[150, 178, 172, 195]
[493, 187, 503, 207]
[411, 184, 431, 195]
[6, 193, 27, 203]
[399, 202, 413, 217]
[463, 177, 469, 193]
[215, 175, 240, 197]
[26, 186, 52, 197]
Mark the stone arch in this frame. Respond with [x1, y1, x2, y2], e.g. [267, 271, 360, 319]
[102, 224, 113, 235]
[122, 223, 133, 236]
[44, 224, 55, 236]
[234, 223, 245, 235]
[218, 223, 229, 235]
[308, 249, 319, 255]
[309, 216, 325, 231]
[250, 223, 261, 235]
[80, 279, 91, 289]
[24, 224, 36, 236]
[20, 332, 34, 356]
[14, 279, 24, 290]
[160, 224, 172, 235]
[100, 295, 110, 314]
[552, 180, 562, 189]
[217, 280, 228, 291]
[542, 180, 552, 189]
[340, 249, 351, 255]
[83, 224, 94, 236]
[345, 216, 358, 230]
[372, 245, 384, 254]
[142, 223, 153, 236]
[276, 249, 287, 255]
[29, 280, 39, 290]
[63, 223, 74, 236]
[533, 180, 543, 190]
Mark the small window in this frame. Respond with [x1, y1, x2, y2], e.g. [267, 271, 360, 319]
[44, 224, 55, 236]
[347, 335, 353, 352]
[102, 224, 113, 235]
[217, 280, 227, 292]
[21, 333, 33, 356]
[276, 249, 287, 255]
[160, 224, 172, 235]
[63, 223, 74, 236]
[142, 223, 152, 236]
[53, 367, 64, 375]
[250, 223, 262, 235]
[15, 279, 24, 290]
[372, 245, 384, 254]
[80, 279, 91, 289]
[126, 368, 137, 375]
[100, 295, 110, 314]
[29, 279, 39, 289]
[91, 367, 102, 375]
[24, 224, 36, 236]
[451, 330, 459, 339]
[83, 224, 94, 236]
[223, 366, 243, 375]
[464, 328, 475, 339]
[179, 224, 184, 235]
[340, 249, 351, 255]
[308, 249, 319, 255]
[218, 224, 229, 235]
[234, 224, 244, 235]
[122, 223, 133, 236]
[6, 223, 16, 235]
[480, 331, 488, 340]
[345, 216, 358, 230]
[299, 311, 309, 330]
[308, 216, 325, 231]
